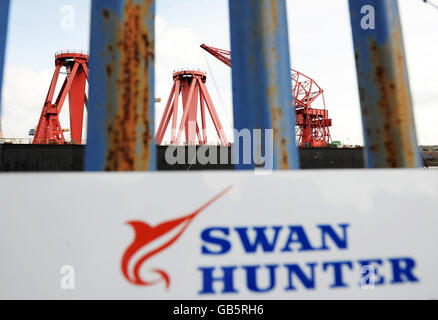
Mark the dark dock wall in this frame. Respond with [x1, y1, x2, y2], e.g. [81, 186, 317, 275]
[0, 144, 85, 171]
[0, 144, 365, 171]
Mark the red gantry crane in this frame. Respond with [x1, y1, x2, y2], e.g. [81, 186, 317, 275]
[33, 51, 88, 144]
[200, 44, 332, 147]
[155, 70, 229, 146]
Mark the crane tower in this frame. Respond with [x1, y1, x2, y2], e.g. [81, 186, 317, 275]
[200, 44, 332, 147]
[33, 51, 88, 144]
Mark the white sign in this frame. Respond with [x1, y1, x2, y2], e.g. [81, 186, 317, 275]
[0, 170, 437, 299]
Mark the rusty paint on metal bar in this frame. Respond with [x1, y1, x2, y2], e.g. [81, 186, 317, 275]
[349, 0, 420, 168]
[85, 0, 156, 171]
[0, 0, 10, 123]
[229, 0, 299, 170]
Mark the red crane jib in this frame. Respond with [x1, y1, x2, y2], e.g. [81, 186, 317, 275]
[200, 43, 332, 147]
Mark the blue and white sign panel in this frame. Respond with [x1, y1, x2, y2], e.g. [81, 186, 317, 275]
[0, 170, 437, 299]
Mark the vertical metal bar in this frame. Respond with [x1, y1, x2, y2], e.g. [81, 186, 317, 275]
[55, 62, 79, 113]
[199, 81, 229, 146]
[199, 91, 207, 144]
[228, 0, 299, 170]
[349, 0, 420, 168]
[0, 0, 10, 132]
[156, 82, 175, 144]
[170, 80, 180, 143]
[45, 65, 62, 105]
[175, 78, 196, 145]
[85, 0, 156, 171]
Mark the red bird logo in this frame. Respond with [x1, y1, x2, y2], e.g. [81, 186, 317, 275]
[121, 186, 231, 289]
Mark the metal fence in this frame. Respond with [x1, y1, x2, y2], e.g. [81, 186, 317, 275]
[0, 0, 421, 170]
[55, 49, 89, 58]
[0, 138, 35, 145]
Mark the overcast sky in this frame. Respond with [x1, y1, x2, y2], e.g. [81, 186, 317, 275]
[1, 0, 437, 145]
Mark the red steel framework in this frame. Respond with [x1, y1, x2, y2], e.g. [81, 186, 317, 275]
[33, 51, 88, 144]
[156, 70, 229, 146]
[200, 43, 332, 147]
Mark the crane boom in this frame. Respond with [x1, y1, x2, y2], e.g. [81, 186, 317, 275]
[200, 44, 231, 67]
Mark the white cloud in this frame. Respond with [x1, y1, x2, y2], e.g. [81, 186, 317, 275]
[1, 65, 87, 140]
[400, 0, 438, 146]
[1, 66, 53, 138]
